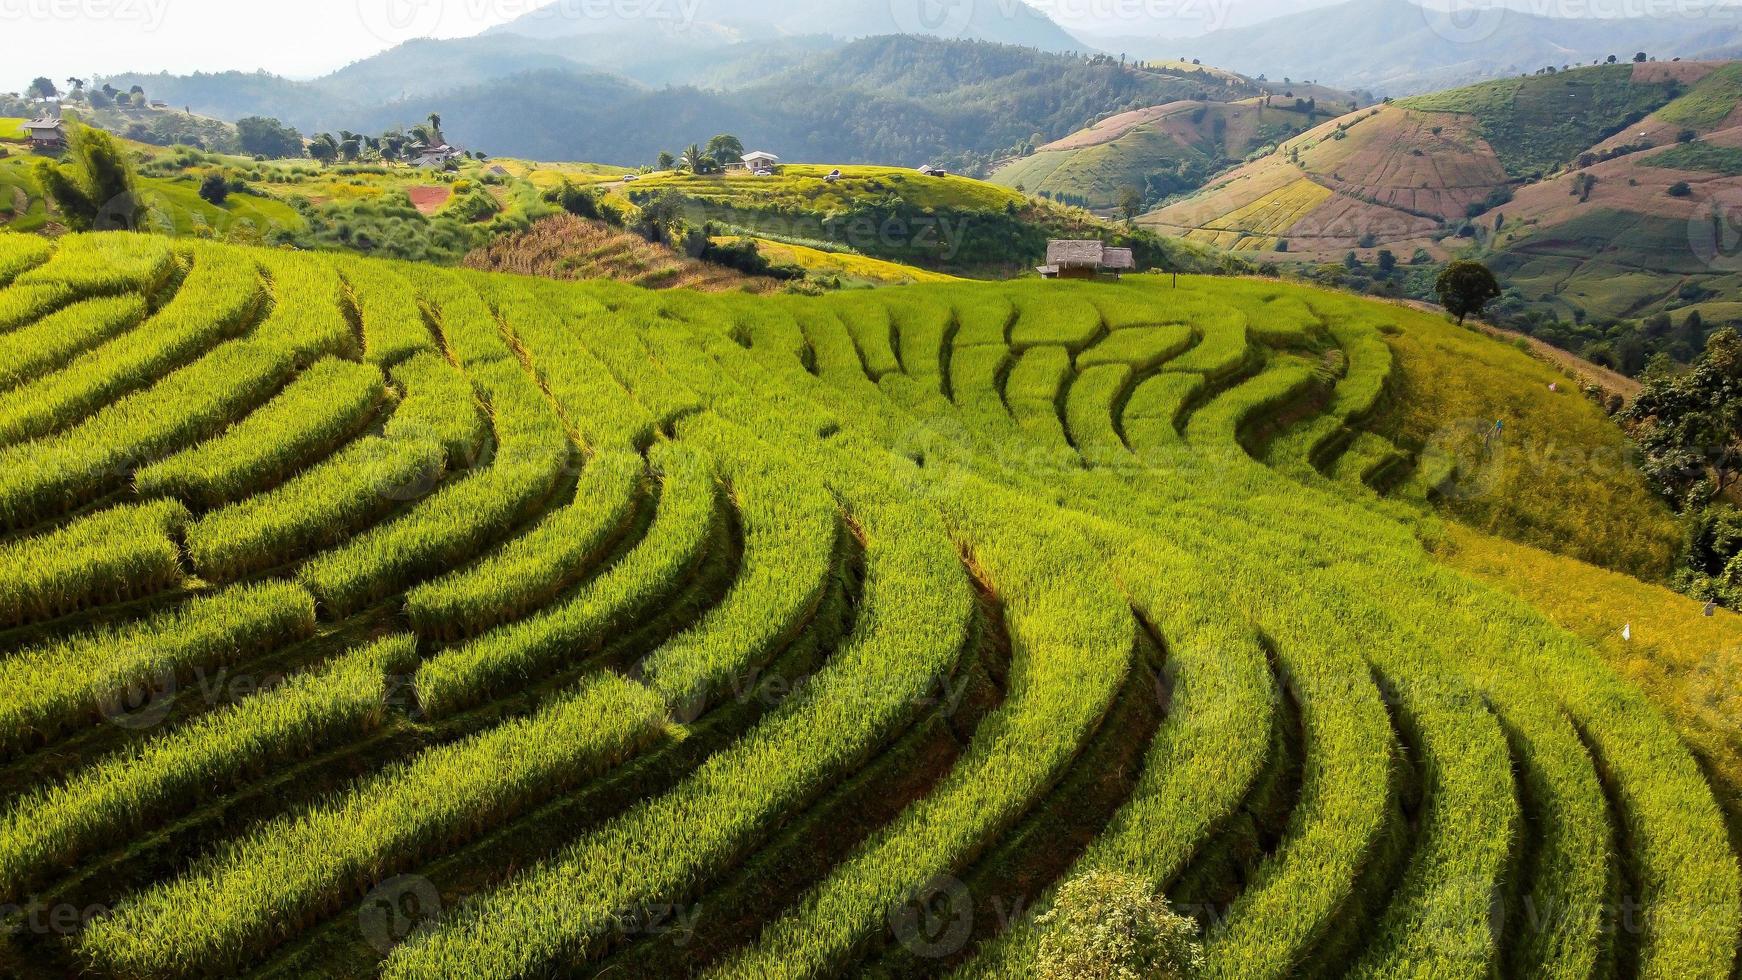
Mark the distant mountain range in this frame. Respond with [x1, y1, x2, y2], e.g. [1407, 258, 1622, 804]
[94, 0, 1742, 171]
[489, 0, 1087, 52]
[1115, 0, 1742, 93]
[105, 37, 1257, 170]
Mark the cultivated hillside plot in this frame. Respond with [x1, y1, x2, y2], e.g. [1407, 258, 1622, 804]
[988, 99, 1327, 210]
[1141, 61, 1736, 273]
[1142, 103, 1504, 257]
[0, 231, 1736, 978]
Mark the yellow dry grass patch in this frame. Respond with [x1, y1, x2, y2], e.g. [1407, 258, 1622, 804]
[1441, 523, 1742, 831]
[1184, 177, 1330, 245]
[732, 238, 960, 285]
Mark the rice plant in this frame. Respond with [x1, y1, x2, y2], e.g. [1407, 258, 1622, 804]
[0, 294, 146, 389]
[0, 231, 51, 287]
[78, 672, 667, 976]
[0, 244, 261, 447]
[414, 440, 718, 717]
[134, 357, 388, 508]
[0, 581, 314, 758]
[404, 449, 643, 640]
[0, 237, 1730, 980]
[0, 499, 188, 627]
[0, 633, 416, 898]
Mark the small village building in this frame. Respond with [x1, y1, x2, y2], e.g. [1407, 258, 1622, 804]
[23, 116, 66, 152]
[730, 151, 780, 174]
[917, 165, 948, 177]
[410, 143, 463, 168]
[1037, 240, 1136, 280]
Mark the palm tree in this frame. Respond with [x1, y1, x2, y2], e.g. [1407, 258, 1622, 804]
[308, 133, 338, 166]
[337, 131, 362, 162]
[380, 130, 407, 165]
[426, 113, 444, 144]
[680, 144, 707, 174]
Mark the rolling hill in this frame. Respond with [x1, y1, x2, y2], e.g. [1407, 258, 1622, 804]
[1141, 61, 1742, 343]
[0, 228, 1735, 979]
[102, 37, 1264, 171]
[552, 163, 1229, 274]
[987, 93, 1354, 210]
[1, 123, 1192, 279]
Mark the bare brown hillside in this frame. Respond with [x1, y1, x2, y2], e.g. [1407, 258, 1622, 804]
[463, 214, 779, 292]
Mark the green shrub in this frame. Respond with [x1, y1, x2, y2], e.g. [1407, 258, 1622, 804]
[1036, 871, 1204, 980]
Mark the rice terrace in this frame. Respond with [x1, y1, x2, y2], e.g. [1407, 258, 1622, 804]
[6, 0, 1742, 977]
[0, 223, 1734, 977]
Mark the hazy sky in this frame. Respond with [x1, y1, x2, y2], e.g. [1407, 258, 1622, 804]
[4, 0, 535, 88]
[3, 0, 1338, 91]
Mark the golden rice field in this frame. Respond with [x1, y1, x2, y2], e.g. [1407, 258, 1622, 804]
[721, 237, 963, 286]
[1183, 177, 1333, 250]
[0, 229, 1735, 979]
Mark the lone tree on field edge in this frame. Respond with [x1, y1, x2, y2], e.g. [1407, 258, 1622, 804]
[1435, 260, 1501, 325]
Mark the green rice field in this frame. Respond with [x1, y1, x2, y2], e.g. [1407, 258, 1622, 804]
[0, 229, 1734, 979]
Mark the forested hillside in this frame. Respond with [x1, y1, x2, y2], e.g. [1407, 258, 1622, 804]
[103, 37, 1262, 171]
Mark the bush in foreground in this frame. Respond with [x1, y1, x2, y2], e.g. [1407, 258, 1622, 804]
[1036, 871, 1203, 980]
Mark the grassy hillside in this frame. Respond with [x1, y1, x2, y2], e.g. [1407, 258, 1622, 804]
[1397, 63, 1686, 179]
[1442, 524, 1742, 839]
[462, 215, 783, 292]
[563, 163, 1228, 275]
[1140, 61, 1742, 367]
[1124, 0, 1742, 95]
[716, 236, 962, 286]
[0, 230, 1734, 978]
[583, 165, 1029, 213]
[3, 120, 1215, 280]
[988, 97, 1336, 211]
[1362, 290, 1679, 575]
[1139, 97, 1514, 258]
[1144, 61, 1720, 257]
[0, 148, 305, 239]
